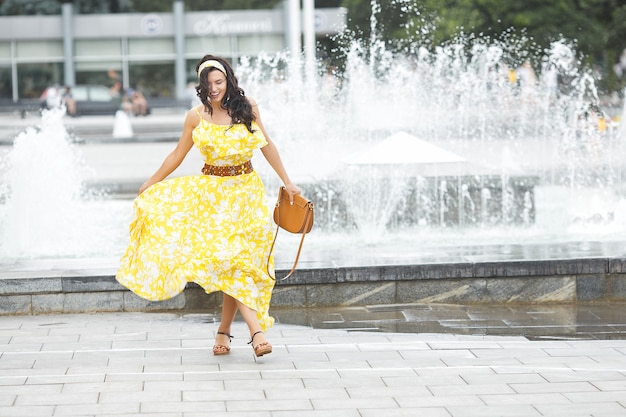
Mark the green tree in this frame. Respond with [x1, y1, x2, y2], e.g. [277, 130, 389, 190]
[340, 0, 626, 92]
[0, 0, 61, 14]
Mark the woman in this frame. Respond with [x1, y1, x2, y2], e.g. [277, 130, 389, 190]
[116, 54, 300, 358]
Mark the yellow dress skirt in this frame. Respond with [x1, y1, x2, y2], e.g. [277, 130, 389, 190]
[116, 119, 275, 331]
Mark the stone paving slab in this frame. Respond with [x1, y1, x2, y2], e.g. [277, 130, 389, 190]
[1, 312, 625, 416]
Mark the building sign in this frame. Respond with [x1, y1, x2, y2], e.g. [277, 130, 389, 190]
[141, 14, 163, 35]
[315, 12, 324, 30]
[193, 14, 273, 35]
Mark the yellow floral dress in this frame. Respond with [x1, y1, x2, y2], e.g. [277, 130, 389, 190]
[116, 110, 275, 331]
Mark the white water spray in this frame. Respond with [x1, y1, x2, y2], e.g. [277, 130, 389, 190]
[0, 108, 127, 259]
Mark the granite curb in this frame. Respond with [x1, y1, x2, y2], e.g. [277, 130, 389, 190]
[2, 257, 626, 315]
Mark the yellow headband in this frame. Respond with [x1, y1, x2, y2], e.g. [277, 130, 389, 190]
[197, 60, 227, 78]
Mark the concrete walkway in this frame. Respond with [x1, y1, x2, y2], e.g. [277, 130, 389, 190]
[1, 312, 625, 417]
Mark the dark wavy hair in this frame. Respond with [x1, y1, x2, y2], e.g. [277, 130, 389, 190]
[195, 54, 255, 133]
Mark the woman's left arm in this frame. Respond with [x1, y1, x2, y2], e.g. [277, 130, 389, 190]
[250, 98, 301, 201]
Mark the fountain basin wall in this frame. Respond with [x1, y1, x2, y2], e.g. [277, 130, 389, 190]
[1, 257, 626, 315]
[303, 175, 539, 231]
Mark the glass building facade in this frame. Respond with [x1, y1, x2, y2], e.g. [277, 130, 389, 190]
[0, 5, 346, 101]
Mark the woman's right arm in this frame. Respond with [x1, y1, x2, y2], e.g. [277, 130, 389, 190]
[138, 108, 199, 194]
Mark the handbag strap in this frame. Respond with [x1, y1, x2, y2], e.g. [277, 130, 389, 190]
[266, 200, 313, 281]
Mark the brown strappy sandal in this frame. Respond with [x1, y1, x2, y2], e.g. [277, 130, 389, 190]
[248, 330, 272, 357]
[213, 331, 233, 356]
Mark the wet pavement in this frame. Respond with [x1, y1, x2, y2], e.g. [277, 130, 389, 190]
[272, 302, 626, 341]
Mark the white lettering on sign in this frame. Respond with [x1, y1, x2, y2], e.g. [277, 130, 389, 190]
[193, 14, 273, 35]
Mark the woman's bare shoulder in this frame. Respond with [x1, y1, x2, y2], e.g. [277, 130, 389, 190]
[182, 105, 204, 128]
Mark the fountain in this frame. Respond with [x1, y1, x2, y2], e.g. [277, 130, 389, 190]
[239, 24, 626, 248]
[1, 3, 625, 262]
[0, 107, 131, 259]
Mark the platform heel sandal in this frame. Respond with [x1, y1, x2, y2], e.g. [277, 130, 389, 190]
[248, 331, 272, 357]
[213, 331, 233, 356]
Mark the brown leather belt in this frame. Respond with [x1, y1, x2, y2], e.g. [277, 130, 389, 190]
[201, 161, 253, 176]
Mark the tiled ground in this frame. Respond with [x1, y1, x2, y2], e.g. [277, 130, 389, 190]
[1, 312, 625, 417]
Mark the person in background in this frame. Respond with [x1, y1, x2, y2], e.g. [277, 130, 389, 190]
[122, 87, 149, 116]
[62, 86, 76, 117]
[130, 89, 148, 116]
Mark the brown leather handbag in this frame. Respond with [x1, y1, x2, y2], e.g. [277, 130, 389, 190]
[267, 186, 314, 280]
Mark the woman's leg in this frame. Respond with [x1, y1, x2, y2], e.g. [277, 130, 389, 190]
[219, 293, 238, 333]
[234, 299, 272, 356]
[213, 293, 238, 354]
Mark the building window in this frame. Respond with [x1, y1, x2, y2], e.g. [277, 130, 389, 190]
[0, 64, 12, 99]
[129, 38, 175, 58]
[0, 42, 10, 60]
[75, 40, 121, 58]
[16, 40, 63, 59]
[129, 61, 175, 97]
[18, 62, 64, 99]
[237, 34, 284, 54]
[75, 61, 122, 87]
[186, 36, 233, 57]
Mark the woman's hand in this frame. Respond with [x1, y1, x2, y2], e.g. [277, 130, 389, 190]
[138, 181, 153, 195]
[283, 183, 301, 204]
